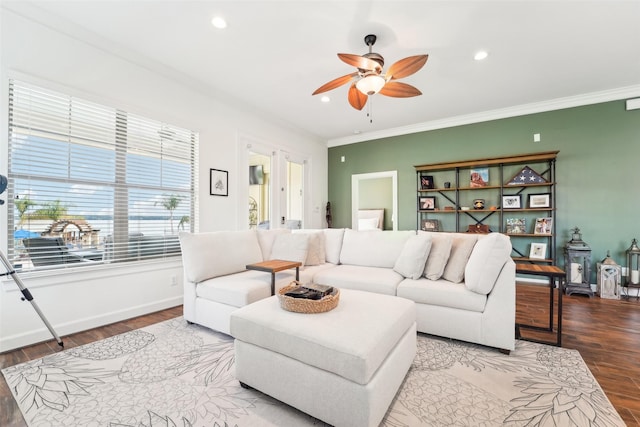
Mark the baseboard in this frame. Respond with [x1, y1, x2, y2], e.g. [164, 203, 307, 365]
[0, 296, 182, 353]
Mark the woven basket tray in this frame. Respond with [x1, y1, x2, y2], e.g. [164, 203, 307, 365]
[278, 281, 340, 314]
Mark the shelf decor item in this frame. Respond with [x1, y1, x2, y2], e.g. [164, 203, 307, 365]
[421, 219, 439, 231]
[473, 199, 485, 209]
[506, 218, 526, 234]
[502, 194, 521, 209]
[529, 242, 547, 260]
[418, 196, 436, 210]
[420, 175, 434, 190]
[469, 167, 489, 187]
[534, 217, 553, 235]
[506, 166, 548, 185]
[528, 193, 551, 208]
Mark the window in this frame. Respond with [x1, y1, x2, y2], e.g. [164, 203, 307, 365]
[7, 80, 198, 271]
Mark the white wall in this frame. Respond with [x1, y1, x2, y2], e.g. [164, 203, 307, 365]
[0, 5, 327, 352]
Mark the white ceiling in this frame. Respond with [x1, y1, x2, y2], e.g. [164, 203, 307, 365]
[11, 0, 640, 145]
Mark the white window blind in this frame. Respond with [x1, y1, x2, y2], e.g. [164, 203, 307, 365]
[7, 79, 198, 271]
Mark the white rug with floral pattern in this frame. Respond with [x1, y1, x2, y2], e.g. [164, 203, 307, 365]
[2, 317, 624, 426]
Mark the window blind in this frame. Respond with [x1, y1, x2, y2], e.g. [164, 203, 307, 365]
[7, 79, 198, 271]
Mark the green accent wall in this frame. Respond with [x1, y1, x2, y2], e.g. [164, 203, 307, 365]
[329, 99, 640, 272]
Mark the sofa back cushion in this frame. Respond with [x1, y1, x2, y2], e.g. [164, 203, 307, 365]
[393, 234, 433, 279]
[179, 230, 262, 283]
[442, 234, 479, 283]
[465, 233, 512, 294]
[421, 231, 453, 280]
[340, 230, 414, 268]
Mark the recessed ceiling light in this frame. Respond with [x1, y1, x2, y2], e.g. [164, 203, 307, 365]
[211, 16, 227, 29]
[474, 50, 488, 61]
[321, 96, 330, 103]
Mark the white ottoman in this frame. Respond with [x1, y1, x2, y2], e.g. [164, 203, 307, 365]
[230, 289, 416, 427]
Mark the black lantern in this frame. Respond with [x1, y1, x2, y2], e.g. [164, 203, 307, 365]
[564, 227, 593, 297]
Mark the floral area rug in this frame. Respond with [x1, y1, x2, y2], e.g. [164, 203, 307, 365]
[2, 317, 624, 427]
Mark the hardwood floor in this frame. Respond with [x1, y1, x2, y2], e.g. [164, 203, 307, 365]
[1, 287, 638, 426]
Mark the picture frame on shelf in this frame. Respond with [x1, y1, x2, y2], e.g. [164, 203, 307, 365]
[529, 242, 547, 260]
[420, 175, 434, 190]
[502, 194, 522, 209]
[534, 217, 553, 235]
[421, 219, 439, 231]
[418, 196, 436, 210]
[506, 218, 526, 234]
[528, 193, 551, 208]
[210, 168, 229, 196]
[470, 167, 489, 187]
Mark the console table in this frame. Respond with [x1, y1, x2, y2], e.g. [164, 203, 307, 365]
[246, 259, 301, 296]
[515, 263, 565, 346]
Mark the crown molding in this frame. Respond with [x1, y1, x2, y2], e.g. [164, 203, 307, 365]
[327, 84, 640, 147]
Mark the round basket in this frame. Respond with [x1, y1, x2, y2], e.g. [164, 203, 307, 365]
[278, 281, 340, 314]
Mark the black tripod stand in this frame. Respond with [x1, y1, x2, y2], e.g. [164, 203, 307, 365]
[0, 249, 64, 347]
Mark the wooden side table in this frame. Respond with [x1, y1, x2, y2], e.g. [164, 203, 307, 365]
[246, 259, 302, 296]
[515, 263, 565, 346]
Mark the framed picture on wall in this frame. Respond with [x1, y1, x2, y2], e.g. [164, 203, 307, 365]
[210, 168, 229, 196]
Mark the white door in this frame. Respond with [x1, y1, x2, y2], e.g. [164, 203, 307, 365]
[279, 151, 306, 229]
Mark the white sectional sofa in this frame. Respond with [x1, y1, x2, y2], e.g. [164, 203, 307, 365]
[179, 228, 516, 352]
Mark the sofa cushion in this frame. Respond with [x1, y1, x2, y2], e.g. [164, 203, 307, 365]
[442, 234, 479, 283]
[313, 264, 404, 295]
[340, 230, 414, 268]
[422, 232, 453, 280]
[393, 234, 433, 280]
[257, 229, 290, 260]
[323, 228, 345, 264]
[270, 233, 310, 265]
[397, 278, 487, 312]
[465, 233, 512, 294]
[179, 231, 262, 283]
[292, 229, 326, 265]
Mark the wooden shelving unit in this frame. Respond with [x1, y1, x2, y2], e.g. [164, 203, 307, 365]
[415, 151, 559, 264]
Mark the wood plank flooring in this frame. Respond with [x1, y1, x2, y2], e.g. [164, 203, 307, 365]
[1, 287, 639, 426]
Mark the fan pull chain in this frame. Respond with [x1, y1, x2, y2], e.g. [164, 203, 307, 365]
[367, 97, 373, 123]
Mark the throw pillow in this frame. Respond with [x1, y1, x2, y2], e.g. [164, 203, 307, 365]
[442, 234, 479, 283]
[393, 234, 433, 279]
[270, 233, 310, 265]
[358, 217, 379, 230]
[465, 233, 512, 294]
[422, 232, 453, 280]
[293, 229, 325, 265]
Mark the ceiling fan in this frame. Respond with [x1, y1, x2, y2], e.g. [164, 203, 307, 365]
[312, 34, 428, 111]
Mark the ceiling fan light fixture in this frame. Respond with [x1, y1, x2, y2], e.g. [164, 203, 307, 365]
[356, 74, 386, 96]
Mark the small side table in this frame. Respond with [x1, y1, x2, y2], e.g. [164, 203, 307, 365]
[515, 263, 565, 346]
[246, 259, 302, 296]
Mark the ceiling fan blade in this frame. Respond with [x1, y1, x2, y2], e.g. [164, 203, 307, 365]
[379, 81, 422, 98]
[386, 55, 429, 80]
[338, 53, 381, 72]
[312, 73, 358, 95]
[348, 83, 368, 110]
